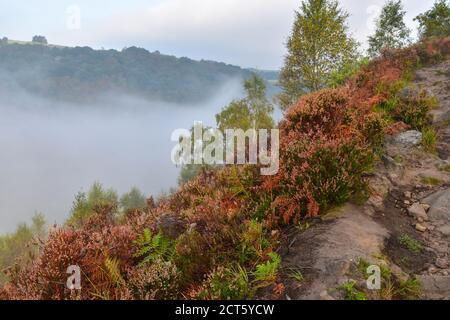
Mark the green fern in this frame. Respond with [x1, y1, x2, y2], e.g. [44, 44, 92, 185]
[253, 252, 281, 284]
[134, 228, 175, 264]
[104, 257, 125, 287]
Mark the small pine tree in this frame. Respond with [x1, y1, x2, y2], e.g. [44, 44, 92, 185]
[415, 0, 450, 39]
[368, 0, 412, 57]
[278, 0, 358, 111]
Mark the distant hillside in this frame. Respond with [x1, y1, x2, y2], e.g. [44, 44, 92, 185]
[0, 41, 279, 104]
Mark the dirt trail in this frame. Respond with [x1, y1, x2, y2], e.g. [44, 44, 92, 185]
[279, 60, 450, 300]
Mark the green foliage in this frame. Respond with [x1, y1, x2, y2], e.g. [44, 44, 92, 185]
[66, 182, 119, 227]
[176, 124, 218, 185]
[338, 280, 368, 300]
[415, 0, 450, 39]
[238, 220, 270, 264]
[278, 0, 358, 110]
[399, 234, 423, 253]
[253, 252, 281, 285]
[421, 176, 442, 185]
[0, 43, 259, 104]
[368, 0, 412, 57]
[31, 35, 47, 45]
[134, 229, 175, 264]
[0, 213, 46, 284]
[104, 257, 126, 287]
[120, 187, 146, 212]
[422, 127, 438, 153]
[396, 278, 422, 300]
[394, 98, 432, 130]
[178, 164, 205, 185]
[289, 269, 304, 283]
[216, 74, 274, 131]
[197, 265, 252, 300]
[329, 57, 369, 88]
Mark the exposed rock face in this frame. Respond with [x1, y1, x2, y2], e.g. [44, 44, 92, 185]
[393, 130, 423, 147]
[278, 59, 450, 301]
[424, 189, 450, 222]
[417, 275, 450, 299]
[408, 203, 429, 221]
[396, 86, 426, 102]
[156, 213, 186, 239]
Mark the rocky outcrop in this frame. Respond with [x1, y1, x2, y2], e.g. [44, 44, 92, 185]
[423, 189, 450, 222]
[393, 130, 423, 147]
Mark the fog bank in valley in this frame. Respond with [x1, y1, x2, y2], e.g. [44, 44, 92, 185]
[0, 79, 244, 233]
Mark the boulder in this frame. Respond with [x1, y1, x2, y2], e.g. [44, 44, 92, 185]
[393, 130, 422, 147]
[435, 258, 449, 269]
[156, 212, 186, 239]
[408, 203, 429, 221]
[437, 225, 450, 236]
[424, 189, 450, 222]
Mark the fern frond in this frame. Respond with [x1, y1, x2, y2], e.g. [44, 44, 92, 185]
[104, 257, 125, 287]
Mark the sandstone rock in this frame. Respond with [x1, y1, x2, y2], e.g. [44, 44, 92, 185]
[416, 223, 427, 232]
[408, 203, 429, 221]
[420, 203, 431, 212]
[393, 130, 422, 147]
[428, 266, 439, 274]
[418, 275, 450, 299]
[425, 189, 450, 222]
[390, 264, 409, 283]
[437, 225, 450, 236]
[435, 258, 449, 269]
[319, 290, 335, 300]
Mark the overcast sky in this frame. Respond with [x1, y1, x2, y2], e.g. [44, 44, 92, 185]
[0, 0, 436, 69]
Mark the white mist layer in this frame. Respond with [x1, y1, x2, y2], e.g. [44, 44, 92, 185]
[0, 80, 243, 233]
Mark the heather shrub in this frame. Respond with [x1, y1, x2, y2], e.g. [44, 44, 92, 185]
[265, 89, 378, 225]
[195, 265, 252, 300]
[394, 89, 434, 129]
[4, 207, 137, 300]
[173, 230, 214, 284]
[126, 259, 180, 300]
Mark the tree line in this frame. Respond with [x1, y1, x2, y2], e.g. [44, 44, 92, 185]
[278, 0, 450, 111]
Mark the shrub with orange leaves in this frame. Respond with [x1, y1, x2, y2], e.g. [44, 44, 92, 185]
[264, 88, 378, 225]
[3, 209, 138, 300]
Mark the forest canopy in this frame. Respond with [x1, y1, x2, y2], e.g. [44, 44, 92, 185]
[0, 42, 278, 104]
